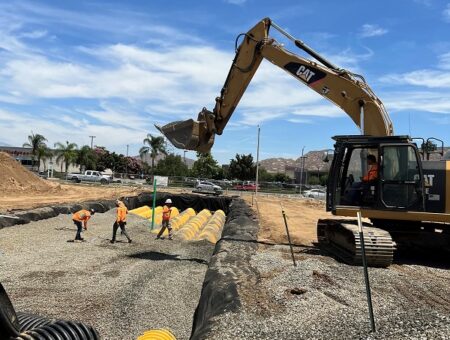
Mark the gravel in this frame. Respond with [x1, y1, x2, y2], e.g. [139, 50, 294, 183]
[208, 244, 450, 340]
[0, 210, 215, 340]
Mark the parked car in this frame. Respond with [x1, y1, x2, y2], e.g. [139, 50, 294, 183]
[303, 188, 326, 199]
[66, 170, 111, 184]
[234, 181, 259, 191]
[195, 181, 223, 195]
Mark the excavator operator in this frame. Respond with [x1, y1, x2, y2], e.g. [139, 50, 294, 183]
[362, 155, 378, 182]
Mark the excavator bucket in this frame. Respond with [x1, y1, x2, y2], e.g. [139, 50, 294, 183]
[155, 119, 215, 153]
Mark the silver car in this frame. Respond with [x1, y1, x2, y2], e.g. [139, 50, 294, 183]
[303, 189, 326, 199]
[195, 181, 223, 195]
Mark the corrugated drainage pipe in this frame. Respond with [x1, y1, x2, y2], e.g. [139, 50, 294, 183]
[1, 283, 100, 340]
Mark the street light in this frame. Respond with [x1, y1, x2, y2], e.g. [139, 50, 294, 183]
[299, 146, 306, 194]
[89, 136, 96, 149]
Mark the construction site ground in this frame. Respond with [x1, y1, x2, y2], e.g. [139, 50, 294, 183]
[1, 150, 449, 340]
[0, 210, 214, 339]
[204, 193, 450, 339]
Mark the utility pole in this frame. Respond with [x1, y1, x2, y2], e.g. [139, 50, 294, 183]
[89, 136, 96, 149]
[299, 146, 305, 194]
[183, 150, 187, 166]
[126, 144, 129, 176]
[255, 125, 261, 196]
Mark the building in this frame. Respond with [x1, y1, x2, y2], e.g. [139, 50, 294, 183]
[0, 146, 79, 173]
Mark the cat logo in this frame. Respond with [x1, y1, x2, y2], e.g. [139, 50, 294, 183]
[321, 86, 330, 95]
[296, 65, 316, 83]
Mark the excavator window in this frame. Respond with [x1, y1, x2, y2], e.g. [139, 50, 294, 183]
[339, 147, 378, 207]
[380, 145, 422, 209]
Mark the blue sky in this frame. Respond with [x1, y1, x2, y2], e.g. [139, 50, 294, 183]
[0, 0, 449, 164]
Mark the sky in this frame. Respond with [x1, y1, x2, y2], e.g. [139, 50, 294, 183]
[0, 0, 450, 164]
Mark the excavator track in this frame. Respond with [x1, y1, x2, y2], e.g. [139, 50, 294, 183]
[317, 219, 395, 267]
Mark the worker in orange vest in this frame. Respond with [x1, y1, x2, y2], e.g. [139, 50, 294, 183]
[111, 200, 132, 244]
[156, 199, 174, 240]
[362, 154, 379, 182]
[72, 208, 95, 241]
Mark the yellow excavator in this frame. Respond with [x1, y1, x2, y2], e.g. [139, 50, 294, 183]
[157, 17, 450, 267]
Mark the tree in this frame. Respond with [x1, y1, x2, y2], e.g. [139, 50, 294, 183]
[76, 145, 97, 172]
[140, 134, 167, 176]
[126, 157, 142, 174]
[54, 141, 78, 173]
[23, 132, 47, 171]
[155, 153, 188, 176]
[37, 145, 53, 172]
[228, 154, 256, 180]
[191, 152, 221, 179]
[258, 168, 274, 182]
[273, 172, 291, 183]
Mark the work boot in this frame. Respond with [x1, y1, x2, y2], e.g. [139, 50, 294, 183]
[128, 239, 132, 243]
[110, 240, 115, 244]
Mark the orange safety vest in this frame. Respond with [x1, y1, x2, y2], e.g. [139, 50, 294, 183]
[72, 209, 91, 225]
[363, 164, 378, 182]
[117, 206, 128, 223]
[162, 205, 172, 221]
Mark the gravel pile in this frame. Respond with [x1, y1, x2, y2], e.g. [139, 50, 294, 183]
[208, 244, 450, 339]
[0, 210, 215, 340]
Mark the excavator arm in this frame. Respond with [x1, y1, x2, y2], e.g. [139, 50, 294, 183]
[157, 17, 393, 152]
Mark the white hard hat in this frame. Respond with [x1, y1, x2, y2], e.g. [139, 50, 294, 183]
[165, 199, 172, 204]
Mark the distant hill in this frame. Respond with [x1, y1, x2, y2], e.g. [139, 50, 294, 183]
[259, 147, 450, 174]
[260, 150, 332, 174]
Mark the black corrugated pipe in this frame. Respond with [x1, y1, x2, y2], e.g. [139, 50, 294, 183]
[1, 283, 100, 340]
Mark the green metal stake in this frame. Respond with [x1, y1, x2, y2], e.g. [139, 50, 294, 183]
[151, 178, 157, 230]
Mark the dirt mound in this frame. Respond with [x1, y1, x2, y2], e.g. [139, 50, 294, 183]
[0, 152, 59, 196]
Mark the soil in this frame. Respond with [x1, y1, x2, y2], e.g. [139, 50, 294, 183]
[0, 152, 58, 194]
[0, 152, 191, 213]
[242, 193, 331, 246]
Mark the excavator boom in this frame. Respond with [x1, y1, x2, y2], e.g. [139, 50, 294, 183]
[157, 17, 393, 152]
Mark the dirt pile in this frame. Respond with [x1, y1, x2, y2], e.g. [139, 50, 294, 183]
[0, 152, 59, 195]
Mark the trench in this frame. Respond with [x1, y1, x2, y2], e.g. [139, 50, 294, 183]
[0, 192, 256, 340]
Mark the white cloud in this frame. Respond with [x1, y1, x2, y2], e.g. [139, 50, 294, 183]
[359, 24, 388, 38]
[414, 0, 432, 7]
[223, 0, 247, 5]
[0, 108, 149, 152]
[439, 52, 450, 69]
[19, 29, 47, 39]
[444, 3, 450, 22]
[383, 91, 450, 114]
[380, 69, 450, 88]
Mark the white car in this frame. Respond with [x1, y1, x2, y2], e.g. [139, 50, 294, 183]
[195, 181, 223, 195]
[304, 189, 326, 199]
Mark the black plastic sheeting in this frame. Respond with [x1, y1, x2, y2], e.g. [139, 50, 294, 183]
[121, 192, 232, 214]
[0, 200, 117, 229]
[0, 192, 232, 230]
[190, 199, 259, 340]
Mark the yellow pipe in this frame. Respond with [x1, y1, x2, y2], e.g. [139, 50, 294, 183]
[152, 208, 195, 235]
[177, 209, 212, 240]
[137, 329, 176, 340]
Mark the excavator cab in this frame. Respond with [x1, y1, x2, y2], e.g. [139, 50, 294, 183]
[327, 135, 426, 213]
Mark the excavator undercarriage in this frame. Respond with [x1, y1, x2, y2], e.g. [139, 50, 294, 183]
[317, 219, 395, 267]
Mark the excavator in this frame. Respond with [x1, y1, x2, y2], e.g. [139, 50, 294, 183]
[156, 17, 450, 267]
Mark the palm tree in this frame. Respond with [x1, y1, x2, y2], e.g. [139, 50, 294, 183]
[76, 145, 97, 172]
[37, 145, 53, 172]
[23, 132, 47, 171]
[140, 134, 167, 176]
[54, 141, 78, 173]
